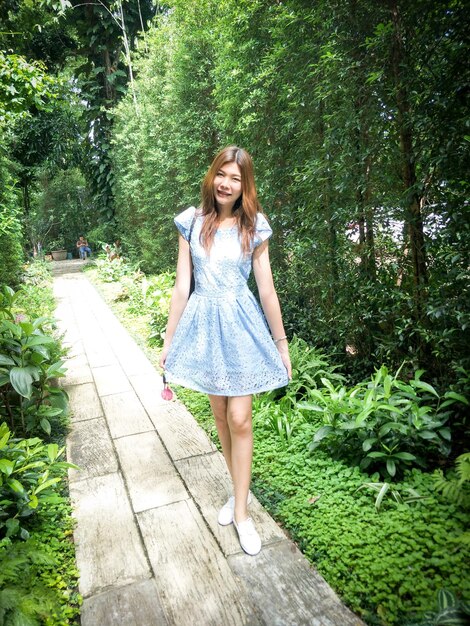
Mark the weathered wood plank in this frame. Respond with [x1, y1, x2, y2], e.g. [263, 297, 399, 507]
[67, 417, 117, 483]
[66, 382, 103, 422]
[60, 357, 93, 387]
[81, 579, 169, 626]
[115, 432, 188, 513]
[70, 473, 151, 597]
[101, 390, 154, 439]
[92, 364, 132, 396]
[228, 541, 365, 626]
[175, 452, 286, 556]
[138, 501, 260, 626]
[139, 396, 216, 460]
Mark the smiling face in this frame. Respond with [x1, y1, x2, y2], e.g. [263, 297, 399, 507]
[213, 161, 242, 212]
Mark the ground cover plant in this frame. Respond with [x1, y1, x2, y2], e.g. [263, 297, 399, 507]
[89, 265, 470, 626]
[0, 261, 80, 625]
[177, 379, 470, 626]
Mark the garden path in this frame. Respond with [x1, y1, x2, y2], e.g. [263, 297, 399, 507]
[52, 260, 364, 626]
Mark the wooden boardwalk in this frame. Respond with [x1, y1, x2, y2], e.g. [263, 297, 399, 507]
[52, 260, 364, 626]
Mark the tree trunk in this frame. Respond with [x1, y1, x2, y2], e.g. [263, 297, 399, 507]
[390, 0, 428, 317]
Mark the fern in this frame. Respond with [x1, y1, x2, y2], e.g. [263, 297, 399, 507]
[434, 453, 470, 507]
[0, 539, 59, 626]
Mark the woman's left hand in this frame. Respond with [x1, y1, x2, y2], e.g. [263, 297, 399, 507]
[277, 343, 292, 380]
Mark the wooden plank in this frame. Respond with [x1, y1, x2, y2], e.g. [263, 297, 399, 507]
[92, 364, 132, 396]
[137, 394, 216, 460]
[60, 357, 93, 387]
[70, 473, 151, 597]
[228, 541, 365, 626]
[66, 382, 103, 422]
[67, 417, 117, 483]
[101, 390, 153, 439]
[138, 501, 260, 626]
[175, 452, 286, 556]
[115, 432, 188, 513]
[81, 579, 169, 626]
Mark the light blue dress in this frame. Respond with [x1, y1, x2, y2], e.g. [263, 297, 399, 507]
[164, 206, 289, 396]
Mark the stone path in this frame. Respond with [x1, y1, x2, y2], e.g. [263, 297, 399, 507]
[52, 260, 364, 626]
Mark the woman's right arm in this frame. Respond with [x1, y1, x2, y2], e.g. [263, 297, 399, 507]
[159, 234, 192, 368]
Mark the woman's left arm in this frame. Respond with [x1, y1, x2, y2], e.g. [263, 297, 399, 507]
[253, 240, 292, 379]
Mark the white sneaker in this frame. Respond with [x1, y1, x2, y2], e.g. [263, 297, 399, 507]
[217, 491, 252, 526]
[233, 517, 261, 556]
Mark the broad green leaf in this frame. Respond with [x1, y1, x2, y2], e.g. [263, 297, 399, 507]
[5, 518, 20, 537]
[394, 452, 416, 461]
[418, 430, 438, 440]
[10, 367, 33, 398]
[362, 438, 377, 452]
[375, 482, 390, 511]
[438, 589, 458, 610]
[40, 418, 51, 435]
[313, 425, 333, 442]
[19, 321, 34, 336]
[7, 478, 25, 493]
[0, 459, 14, 475]
[444, 391, 469, 405]
[0, 354, 15, 366]
[34, 477, 61, 494]
[386, 459, 396, 477]
[47, 443, 59, 462]
[412, 380, 439, 397]
[24, 334, 55, 348]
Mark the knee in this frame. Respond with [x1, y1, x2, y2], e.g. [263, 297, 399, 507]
[228, 411, 252, 436]
[214, 411, 229, 429]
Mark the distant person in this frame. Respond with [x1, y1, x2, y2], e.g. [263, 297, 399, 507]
[160, 146, 291, 556]
[76, 236, 92, 260]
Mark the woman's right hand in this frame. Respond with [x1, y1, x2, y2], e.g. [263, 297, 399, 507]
[159, 345, 169, 370]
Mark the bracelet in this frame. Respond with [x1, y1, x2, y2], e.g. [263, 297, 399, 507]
[273, 335, 288, 344]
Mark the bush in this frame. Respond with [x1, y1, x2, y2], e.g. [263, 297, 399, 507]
[301, 365, 467, 478]
[0, 151, 24, 289]
[0, 286, 68, 438]
[0, 422, 76, 540]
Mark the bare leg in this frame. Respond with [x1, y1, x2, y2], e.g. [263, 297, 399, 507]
[227, 395, 253, 523]
[209, 395, 232, 478]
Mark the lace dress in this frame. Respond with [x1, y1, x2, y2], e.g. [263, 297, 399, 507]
[164, 206, 289, 396]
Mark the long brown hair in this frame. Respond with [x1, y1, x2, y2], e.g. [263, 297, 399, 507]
[199, 146, 263, 255]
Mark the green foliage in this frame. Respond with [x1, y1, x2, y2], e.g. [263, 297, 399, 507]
[0, 422, 76, 540]
[253, 336, 344, 445]
[94, 257, 138, 283]
[0, 501, 81, 626]
[108, 0, 469, 394]
[0, 149, 24, 290]
[0, 52, 56, 124]
[356, 481, 428, 513]
[0, 286, 67, 437]
[180, 384, 470, 626]
[404, 589, 470, 626]
[434, 453, 470, 508]
[301, 365, 464, 478]
[0, 537, 59, 625]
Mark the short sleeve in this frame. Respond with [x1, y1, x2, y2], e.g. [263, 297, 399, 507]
[253, 213, 273, 248]
[174, 206, 197, 241]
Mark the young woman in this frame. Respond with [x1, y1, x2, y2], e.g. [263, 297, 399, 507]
[160, 146, 291, 555]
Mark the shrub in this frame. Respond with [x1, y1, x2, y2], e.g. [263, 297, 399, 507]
[0, 286, 67, 437]
[301, 365, 467, 478]
[0, 422, 76, 540]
